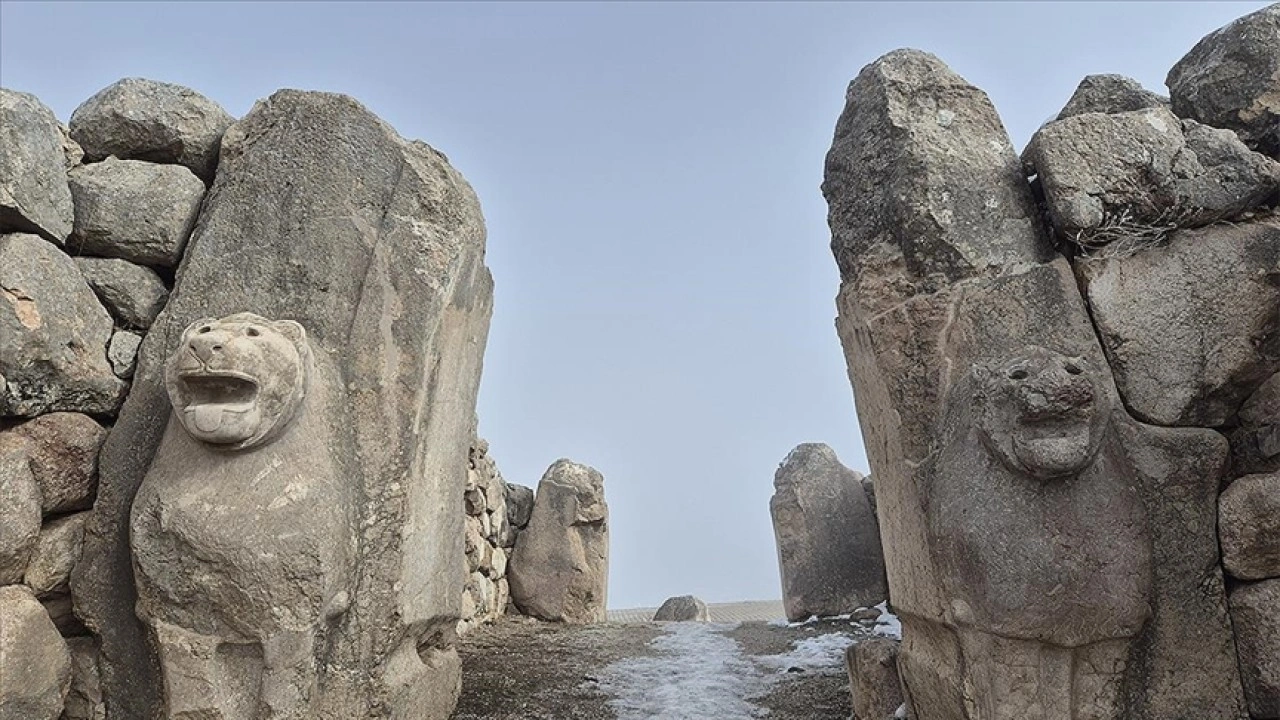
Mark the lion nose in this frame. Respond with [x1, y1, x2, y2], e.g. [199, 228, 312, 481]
[188, 333, 228, 363]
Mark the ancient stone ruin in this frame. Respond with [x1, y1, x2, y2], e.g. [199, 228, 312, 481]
[823, 4, 1279, 719]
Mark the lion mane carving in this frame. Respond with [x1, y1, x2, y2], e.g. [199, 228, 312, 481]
[131, 312, 353, 720]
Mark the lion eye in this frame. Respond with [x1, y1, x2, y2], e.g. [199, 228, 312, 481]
[1064, 362, 1083, 375]
[1008, 368, 1029, 381]
[246, 327, 261, 337]
[198, 326, 212, 334]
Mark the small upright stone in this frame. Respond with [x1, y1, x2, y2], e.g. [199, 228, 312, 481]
[508, 459, 609, 623]
[73, 257, 169, 330]
[653, 595, 709, 622]
[67, 157, 205, 268]
[0, 584, 72, 720]
[847, 638, 905, 720]
[1219, 471, 1280, 580]
[10, 412, 106, 515]
[0, 88, 74, 244]
[1056, 74, 1167, 120]
[1229, 579, 1280, 717]
[771, 444, 887, 622]
[107, 331, 142, 379]
[0, 435, 41, 584]
[68, 78, 234, 181]
[23, 512, 89, 596]
[62, 637, 104, 720]
[1167, 3, 1280, 157]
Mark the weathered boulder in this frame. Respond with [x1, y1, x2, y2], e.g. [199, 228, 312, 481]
[847, 638, 905, 720]
[509, 459, 609, 624]
[73, 257, 169, 330]
[770, 443, 887, 621]
[0, 585, 71, 720]
[1024, 107, 1280, 241]
[23, 512, 88, 596]
[506, 482, 535, 529]
[62, 637, 105, 720]
[1229, 579, 1280, 718]
[74, 90, 491, 720]
[1167, 3, 1280, 157]
[10, 412, 106, 516]
[0, 89, 74, 244]
[0, 234, 127, 417]
[67, 157, 204, 268]
[1056, 74, 1167, 120]
[106, 331, 140, 378]
[1220, 471, 1280, 580]
[1233, 371, 1280, 476]
[0, 435, 41, 584]
[1077, 218, 1280, 427]
[653, 595, 709, 622]
[68, 78, 234, 181]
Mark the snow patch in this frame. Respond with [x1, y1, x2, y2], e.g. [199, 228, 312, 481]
[756, 631, 854, 676]
[872, 601, 902, 639]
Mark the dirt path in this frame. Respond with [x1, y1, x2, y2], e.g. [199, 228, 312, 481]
[453, 614, 886, 719]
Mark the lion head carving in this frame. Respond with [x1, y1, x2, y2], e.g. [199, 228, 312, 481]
[165, 312, 312, 451]
[972, 346, 1111, 481]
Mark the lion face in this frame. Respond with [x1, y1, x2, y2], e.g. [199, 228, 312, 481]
[165, 312, 312, 451]
[974, 346, 1110, 480]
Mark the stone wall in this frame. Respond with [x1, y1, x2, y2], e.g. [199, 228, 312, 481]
[458, 438, 534, 635]
[823, 4, 1279, 719]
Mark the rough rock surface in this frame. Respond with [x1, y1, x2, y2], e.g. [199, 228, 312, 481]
[0, 88, 74, 244]
[1167, 3, 1280, 157]
[1229, 579, 1280, 718]
[67, 157, 205, 268]
[1055, 74, 1167, 120]
[10, 412, 106, 515]
[1220, 471, 1280, 580]
[106, 331, 140, 378]
[0, 584, 71, 720]
[63, 637, 105, 720]
[73, 90, 492, 720]
[847, 637, 904, 720]
[0, 435, 41, 584]
[23, 511, 88, 596]
[509, 459, 609, 624]
[771, 443, 886, 622]
[68, 78, 234, 181]
[1025, 107, 1280, 239]
[652, 595, 709, 622]
[73, 257, 169, 330]
[1234, 371, 1280, 476]
[0, 234, 126, 417]
[1077, 218, 1280, 427]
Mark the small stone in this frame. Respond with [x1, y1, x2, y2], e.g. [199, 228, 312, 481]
[848, 638, 905, 720]
[853, 606, 882, 623]
[1167, 3, 1280, 157]
[40, 592, 88, 637]
[0, 584, 71, 719]
[489, 545, 508, 579]
[59, 123, 84, 170]
[107, 331, 142, 378]
[0, 435, 41, 584]
[1231, 372, 1280, 476]
[464, 486, 487, 516]
[10, 412, 106, 515]
[68, 78, 234, 181]
[1056, 74, 1168, 120]
[1229, 578, 1280, 717]
[653, 595, 708, 622]
[505, 482, 534, 529]
[23, 512, 89, 596]
[0, 88, 74, 244]
[1220, 471, 1280, 580]
[73, 257, 169, 330]
[67, 157, 205, 268]
[62, 637, 105, 720]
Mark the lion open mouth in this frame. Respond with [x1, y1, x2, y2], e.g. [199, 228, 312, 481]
[178, 372, 260, 434]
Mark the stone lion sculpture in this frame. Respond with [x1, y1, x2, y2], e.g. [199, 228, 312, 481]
[131, 312, 354, 719]
[925, 346, 1152, 719]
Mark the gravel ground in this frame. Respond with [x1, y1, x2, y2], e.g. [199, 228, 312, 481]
[452, 614, 879, 719]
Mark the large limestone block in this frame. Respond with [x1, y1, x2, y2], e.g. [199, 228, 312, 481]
[11, 412, 106, 515]
[0, 234, 127, 417]
[68, 78, 234, 181]
[0, 435, 41, 584]
[1167, 3, 1280, 157]
[24, 512, 88, 595]
[0, 89, 74, 244]
[1220, 471, 1280, 580]
[0, 585, 71, 720]
[1077, 218, 1280, 427]
[1055, 74, 1167, 120]
[770, 443, 886, 621]
[73, 257, 169, 330]
[67, 157, 204, 268]
[74, 90, 491, 720]
[847, 638, 905, 720]
[508, 459, 608, 624]
[1025, 106, 1280, 239]
[1230, 579, 1280, 718]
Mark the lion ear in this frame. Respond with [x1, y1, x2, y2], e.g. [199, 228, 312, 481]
[272, 319, 307, 345]
[180, 317, 216, 340]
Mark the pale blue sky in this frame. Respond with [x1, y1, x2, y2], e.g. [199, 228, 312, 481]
[1, 1, 1267, 608]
